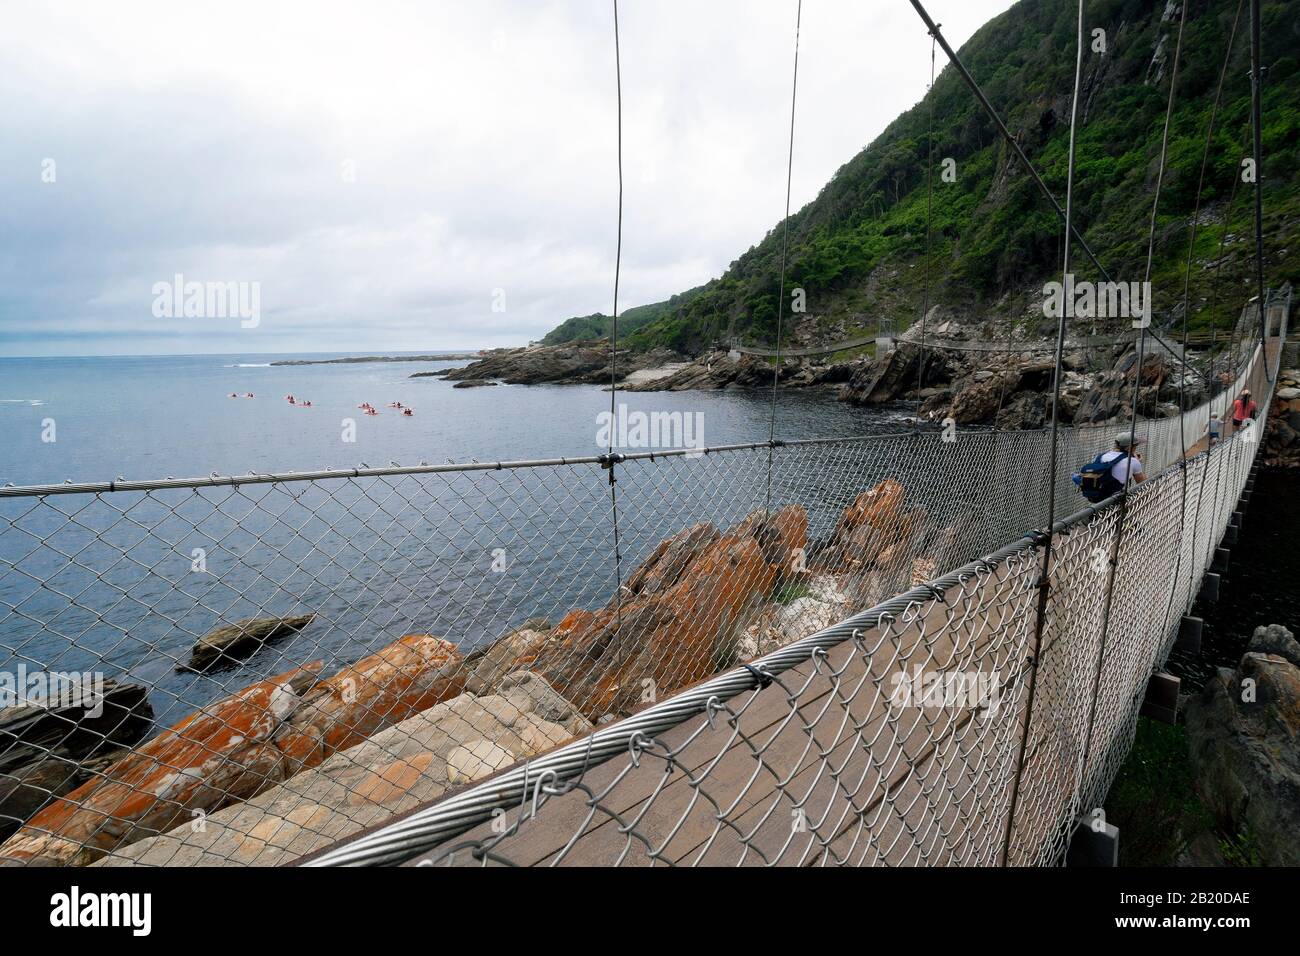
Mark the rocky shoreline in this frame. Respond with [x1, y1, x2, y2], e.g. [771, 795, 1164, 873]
[1263, 368, 1300, 469]
[272, 353, 482, 366]
[0, 478, 936, 866]
[432, 320, 1210, 431]
[1184, 624, 1300, 865]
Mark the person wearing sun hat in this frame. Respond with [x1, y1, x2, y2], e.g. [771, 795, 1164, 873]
[1073, 430, 1148, 501]
[1105, 430, 1147, 487]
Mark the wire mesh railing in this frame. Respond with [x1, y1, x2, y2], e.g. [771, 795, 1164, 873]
[0, 305, 1284, 867]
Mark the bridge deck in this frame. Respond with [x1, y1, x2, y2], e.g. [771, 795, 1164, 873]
[405, 557, 1040, 867]
[394, 334, 1283, 868]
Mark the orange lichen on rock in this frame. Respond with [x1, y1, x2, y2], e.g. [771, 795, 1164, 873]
[532, 506, 808, 719]
[0, 634, 464, 867]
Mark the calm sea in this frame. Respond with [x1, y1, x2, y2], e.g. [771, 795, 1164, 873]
[0, 352, 916, 725]
[2, 353, 1291, 726]
[0, 352, 899, 486]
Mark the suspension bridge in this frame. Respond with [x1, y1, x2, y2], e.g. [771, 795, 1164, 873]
[0, 0, 1291, 868]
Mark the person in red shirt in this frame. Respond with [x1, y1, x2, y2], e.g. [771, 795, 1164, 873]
[1231, 389, 1257, 433]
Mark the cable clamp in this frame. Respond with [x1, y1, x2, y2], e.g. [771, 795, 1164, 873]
[597, 452, 626, 470]
[742, 663, 774, 689]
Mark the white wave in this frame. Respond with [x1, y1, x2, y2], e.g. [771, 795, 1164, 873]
[223, 363, 273, 368]
[0, 399, 44, 406]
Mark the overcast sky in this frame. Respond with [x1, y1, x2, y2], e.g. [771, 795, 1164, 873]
[0, 0, 1016, 357]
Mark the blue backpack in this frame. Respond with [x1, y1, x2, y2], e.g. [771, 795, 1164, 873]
[1073, 452, 1127, 503]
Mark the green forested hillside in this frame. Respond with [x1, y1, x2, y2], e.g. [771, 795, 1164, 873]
[546, 0, 1299, 355]
[540, 287, 705, 345]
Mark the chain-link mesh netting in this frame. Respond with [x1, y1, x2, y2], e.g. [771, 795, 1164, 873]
[0, 308, 1283, 866]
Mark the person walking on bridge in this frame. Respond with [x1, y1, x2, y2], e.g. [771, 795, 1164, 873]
[1073, 432, 1146, 502]
[1104, 432, 1146, 488]
[1231, 389, 1257, 435]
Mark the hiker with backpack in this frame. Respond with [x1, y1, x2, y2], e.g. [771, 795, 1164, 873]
[1073, 432, 1147, 503]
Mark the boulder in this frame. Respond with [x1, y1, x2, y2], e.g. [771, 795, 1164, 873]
[949, 373, 1013, 424]
[531, 506, 807, 718]
[0, 679, 154, 839]
[0, 679, 153, 771]
[1, 633, 465, 866]
[996, 390, 1051, 430]
[179, 614, 314, 673]
[1246, 623, 1300, 668]
[273, 633, 465, 769]
[734, 575, 851, 662]
[463, 626, 549, 695]
[0, 664, 322, 866]
[446, 740, 516, 785]
[92, 675, 592, 867]
[0, 757, 83, 842]
[1184, 625, 1300, 866]
[815, 479, 910, 572]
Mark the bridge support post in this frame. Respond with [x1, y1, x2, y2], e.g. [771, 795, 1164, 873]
[1176, 616, 1203, 654]
[1212, 547, 1231, 573]
[1139, 672, 1180, 725]
[1067, 813, 1119, 867]
[1199, 572, 1221, 603]
[1224, 524, 1238, 546]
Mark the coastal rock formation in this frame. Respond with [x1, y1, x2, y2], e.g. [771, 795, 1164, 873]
[1263, 369, 1300, 469]
[0, 664, 323, 866]
[179, 614, 315, 673]
[2, 480, 942, 865]
[1072, 350, 1181, 424]
[1184, 624, 1300, 866]
[0, 634, 464, 866]
[839, 346, 948, 406]
[272, 633, 465, 767]
[619, 350, 853, 392]
[530, 505, 808, 719]
[463, 624, 549, 695]
[815, 479, 912, 573]
[0, 680, 154, 839]
[93, 671, 592, 867]
[734, 574, 851, 662]
[437, 342, 683, 386]
[0, 679, 153, 768]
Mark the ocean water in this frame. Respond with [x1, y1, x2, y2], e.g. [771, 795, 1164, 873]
[0, 353, 902, 486]
[2, 353, 1293, 728]
[1, 352, 919, 726]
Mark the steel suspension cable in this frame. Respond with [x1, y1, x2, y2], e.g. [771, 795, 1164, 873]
[1249, 0, 1270, 376]
[914, 32, 938, 419]
[764, 0, 803, 515]
[1080, 0, 1189, 810]
[1202, 120, 1254, 575]
[1000, 0, 1085, 866]
[1178, 0, 1245, 613]
[606, 0, 626, 636]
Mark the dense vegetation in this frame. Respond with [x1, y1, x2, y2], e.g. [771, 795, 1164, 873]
[539, 287, 704, 345]
[543, 0, 1299, 355]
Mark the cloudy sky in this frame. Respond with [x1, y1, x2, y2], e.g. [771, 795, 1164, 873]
[0, 0, 1016, 357]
